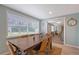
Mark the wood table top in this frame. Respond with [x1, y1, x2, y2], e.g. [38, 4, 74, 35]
[7, 38, 43, 51]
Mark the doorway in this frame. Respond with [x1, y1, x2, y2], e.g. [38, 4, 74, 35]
[47, 22, 64, 44]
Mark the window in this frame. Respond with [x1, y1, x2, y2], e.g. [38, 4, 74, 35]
[7, 11, 39, 37]
[28, 23, 35, 32]
[28, 22, 39, 32]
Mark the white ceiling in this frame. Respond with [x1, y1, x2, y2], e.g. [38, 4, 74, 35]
[3, 4, 79, 20]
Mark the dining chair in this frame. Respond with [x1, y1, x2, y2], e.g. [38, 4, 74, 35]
[30, 36, 48, 55]
[35, 33, 52, 52]
[47, 34, 53, 52]
[43, 33, 52, 50]
[7, 41, 16, 55]
[46, 33, 62, 55]
[38, 38, 48, 55]
[7, 41, 25, 55]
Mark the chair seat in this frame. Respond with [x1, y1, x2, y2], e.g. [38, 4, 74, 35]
[33, 42, 42, 51]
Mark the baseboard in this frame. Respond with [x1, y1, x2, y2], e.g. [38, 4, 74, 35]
[65, 44, 79, 49]
[0, 51, 10, 55]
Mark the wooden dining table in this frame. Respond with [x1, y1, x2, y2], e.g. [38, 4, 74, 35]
[7, 37, 43, 53]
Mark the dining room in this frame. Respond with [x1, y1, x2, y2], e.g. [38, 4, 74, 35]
[0, 4, 79, 55]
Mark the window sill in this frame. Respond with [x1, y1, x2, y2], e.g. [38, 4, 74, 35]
[7, 32, 39, 39]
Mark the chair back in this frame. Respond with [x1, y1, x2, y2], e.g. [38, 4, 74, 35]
[7, 41, 22, 55]
[39, 37, 48, 52]
[45, 32, 53, 51]
[7, 41, 16, 55]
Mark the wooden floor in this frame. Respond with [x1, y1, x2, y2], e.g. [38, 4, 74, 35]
[52, 35, 79, 55]
[5, 35, 79, 55]
[53, 35, 63, 44]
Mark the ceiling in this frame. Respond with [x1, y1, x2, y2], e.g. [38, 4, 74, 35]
[47, 17, 64, 24]
[3, 4, 79, 20]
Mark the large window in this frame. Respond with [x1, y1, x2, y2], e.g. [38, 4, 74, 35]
[7, 11, 39, 37]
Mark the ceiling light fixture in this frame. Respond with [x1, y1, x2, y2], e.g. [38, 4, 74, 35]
[48, 11, 53, 15]
[56, 21, 61, 24]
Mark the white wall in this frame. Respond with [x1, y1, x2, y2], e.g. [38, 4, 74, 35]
[40, 21, 48, 34]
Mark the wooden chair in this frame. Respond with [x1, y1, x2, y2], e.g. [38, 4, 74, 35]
[30, 36, 48, 55]
[7, 41, 24, 55]
[38, 38, 48, 55]
[47, 34, 53, 52]
[7, 41, 16, 55]
[43, 33, 53, 54]
[46, 33, 62, 55]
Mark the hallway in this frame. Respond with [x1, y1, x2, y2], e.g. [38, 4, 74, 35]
[53, 35, 63, 44]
